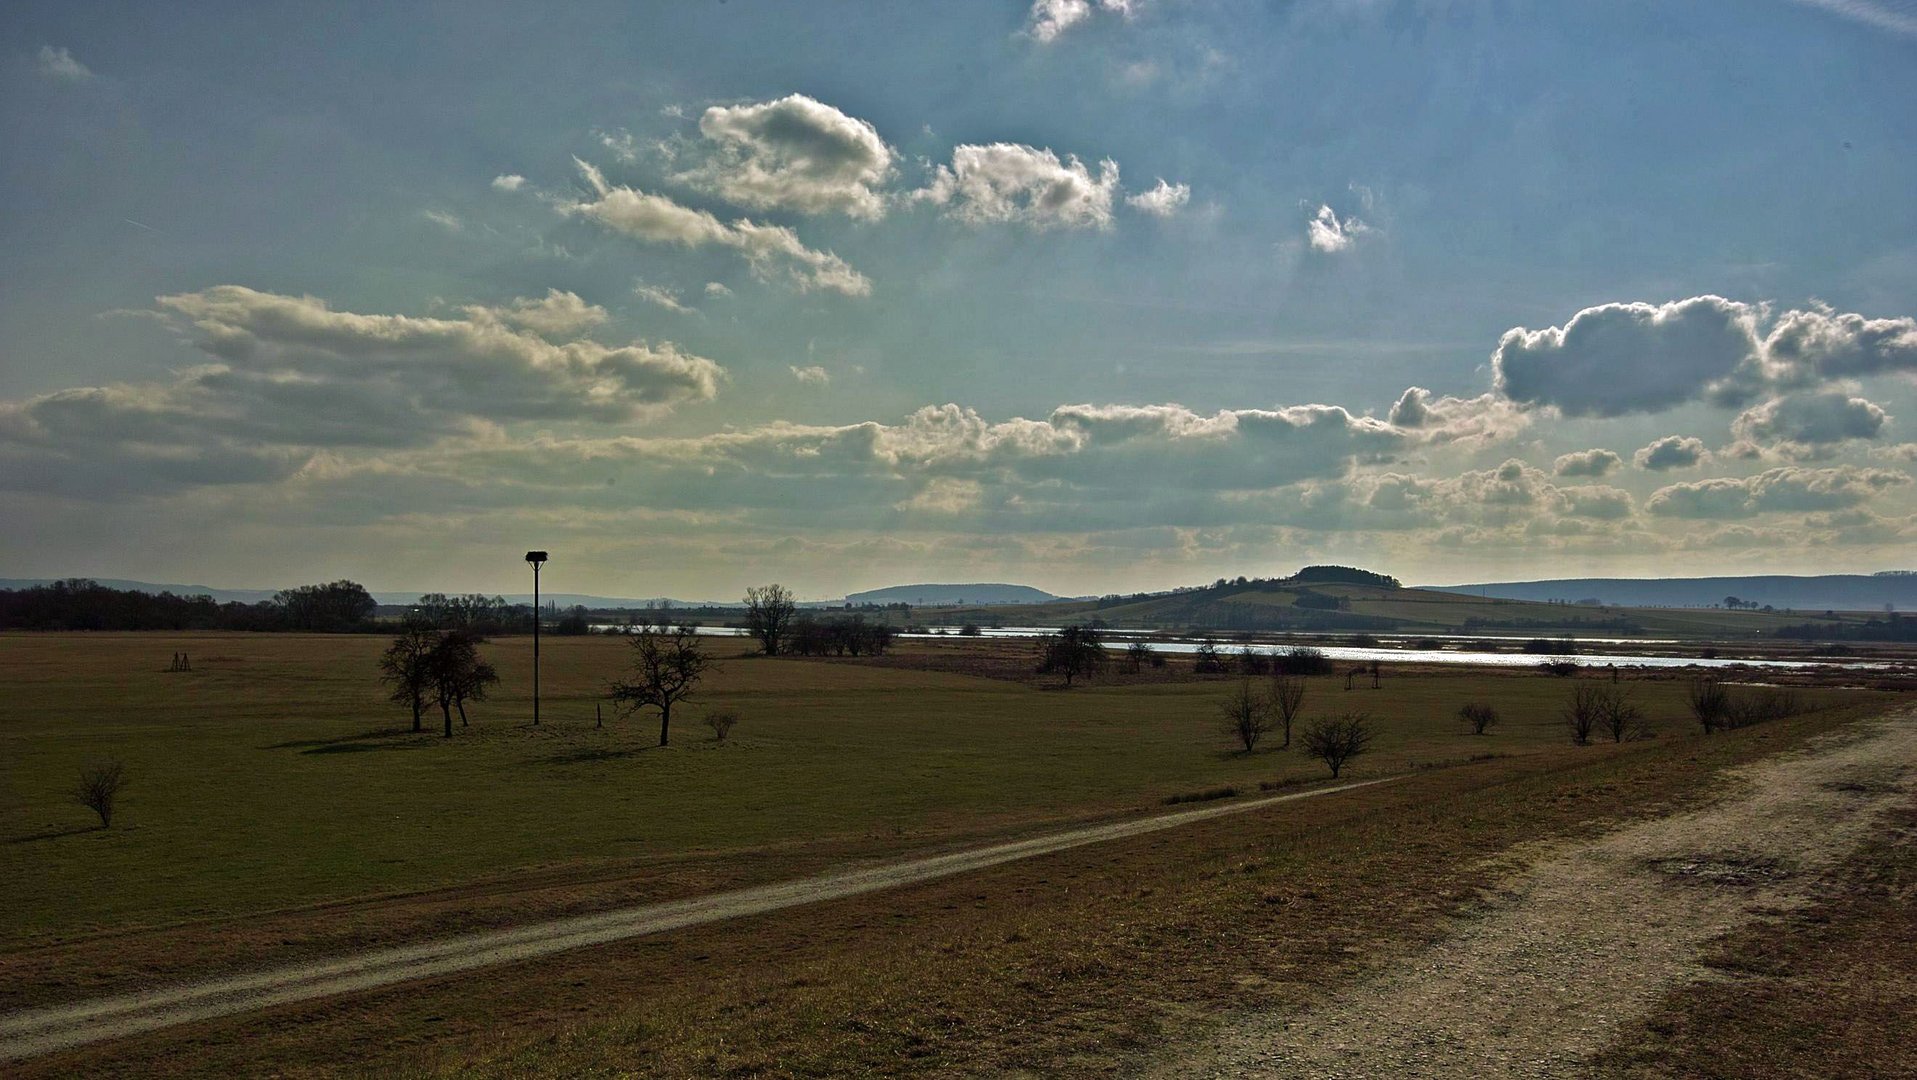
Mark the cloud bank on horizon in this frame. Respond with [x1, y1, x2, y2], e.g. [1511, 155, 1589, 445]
[3, 2, 1915, 596]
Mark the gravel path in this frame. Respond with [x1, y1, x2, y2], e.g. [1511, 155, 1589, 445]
[1135, 712, 1917, 1079]
[0, 777, 1394, 1062]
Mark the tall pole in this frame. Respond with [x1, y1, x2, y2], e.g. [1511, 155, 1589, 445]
[532, 560, 540, 726]
[526, 550, 547, 726]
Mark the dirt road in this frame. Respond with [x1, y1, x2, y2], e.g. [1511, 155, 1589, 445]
[0, 777, 1392, 1062]
[1135, 713, 1916, 1078]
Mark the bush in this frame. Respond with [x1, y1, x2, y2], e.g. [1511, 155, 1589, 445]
[1686, 675, 1731, 734]
[704, 710, 739, 741]
[1164, 785, 1239, 805]
[1458, 702, 1499, 735]
[1219, 680, 1274, 753]
[1275, 646, 1333, 676]
[1724, 687, 1804, 729]
[1302, 714, 1372, 778]
[1538, 659, 1580, 678]
[74, 760, 127, 828]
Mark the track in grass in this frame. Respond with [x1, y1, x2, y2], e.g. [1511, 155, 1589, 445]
[0, 776, 1393, 1062]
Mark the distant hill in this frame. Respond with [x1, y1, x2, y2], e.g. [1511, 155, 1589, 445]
[845, 583, 1060, 606]
[1425, 574, 1917, 612]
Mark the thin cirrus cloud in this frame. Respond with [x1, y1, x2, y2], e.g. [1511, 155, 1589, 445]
[1787, 0, 1917, 37]
[563, 159, 871, 296]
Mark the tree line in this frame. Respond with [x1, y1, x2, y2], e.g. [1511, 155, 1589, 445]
[1, 579, 538, 634]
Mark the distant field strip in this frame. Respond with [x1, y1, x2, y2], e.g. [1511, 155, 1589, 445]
[0, 777, 1393, 1061]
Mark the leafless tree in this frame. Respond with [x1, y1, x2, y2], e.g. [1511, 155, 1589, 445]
[610, 625, 714, 746]
[378, 622, 440, 733]
[1125, 639, 1153, 673]
[427, 630, 498, 737]
[1599, 686, 1647, 743]
[74, 760, 127, 828]
[1220, 679, 1274, 752]
[1038, 625, 1107, 687]
[743, 584, 798, 656]
[1302, 714, 1373, 778]
[1686, 676, 1731, 734]
[1268, 671, 1306, 748]
[1565, 683, 1605, 745]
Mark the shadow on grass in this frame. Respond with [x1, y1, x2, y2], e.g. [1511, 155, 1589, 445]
[537, 744, 657, 765]
[262, 727, 417, 751]
[302, 741, 428, 755]
[5, 825, 102, 845]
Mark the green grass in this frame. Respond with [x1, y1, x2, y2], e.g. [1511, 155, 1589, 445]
[0, 632, 1879, 946]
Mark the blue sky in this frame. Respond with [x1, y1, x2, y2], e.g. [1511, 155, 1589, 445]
[3, 0, 1915, 598]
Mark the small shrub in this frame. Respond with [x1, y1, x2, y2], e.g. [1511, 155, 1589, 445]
[74, 759, 127, 828]
[1686, 675, 1731, 734]
[1164, 785, 1238, 805]
[1219, 679, 1274, 753]
[959, 624, 981, 637]
[1538, 659, 1580, 678]
[1458, 702, 1500, 735]
[1276, 646, 1333, 677]
[703, 710, 740, 741]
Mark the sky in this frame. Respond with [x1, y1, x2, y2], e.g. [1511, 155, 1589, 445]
[2, 0, 1916, 601]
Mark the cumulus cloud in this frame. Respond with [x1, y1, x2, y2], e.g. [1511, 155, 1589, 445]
[678, 95, 896, 220]
[1731, 390, 1889, 451]
[1386, 387, 1529, 445]
[491, 174, 526, 192]
[1553, 448, 1623, 478]
[1026, 0, 1140, 42]
[37, 45, 92, 80]
[916, 144, 1120, 230]
[1646, 466, 1909, 519]
[467, 288, 608, 337]
[1492, 295, 1917, 417]
[564, 159, 870, 295]
[790, 365, 830, 385]
[1306, 204, 1370, 253]
[1634, 435, 1709, 471]
[1126, 179, 1191, 217]
[703, 282, 733, 298]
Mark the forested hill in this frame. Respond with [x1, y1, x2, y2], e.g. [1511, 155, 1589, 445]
[1425, 574, 1917, 612]
[844, 583, 1060, 606]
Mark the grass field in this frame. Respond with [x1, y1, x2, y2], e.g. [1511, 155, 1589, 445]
[1, 631, 1876, 948]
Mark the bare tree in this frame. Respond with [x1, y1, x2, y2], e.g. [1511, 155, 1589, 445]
[1459, 702, 1500, 736]
[1597, 685, 1647, 743]
[1269, 671, 1306, 748]
[704, 710, 739, 741]
[427, 631, 497, 737]
[74, 760, 127, 828]
[1038, 625, 1107, 687]
[378, 622, 440, 733]
[1219, 679, 1274, 753]
[610, 625, 714, 746]
[1302, 714, 1373, 778]
[743, 584, 798, 656]
[1125, 639, 1153, 673]
[1564, 683, 1604, 745]
[1686, 675, 1730, 734]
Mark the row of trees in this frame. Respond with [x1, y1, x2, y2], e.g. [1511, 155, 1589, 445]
[0, 578, 378, 632]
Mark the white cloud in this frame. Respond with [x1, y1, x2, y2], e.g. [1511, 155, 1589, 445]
[1731, 390, 1889, 450]
[1493, 296, 1917, 418]
[1026, 0, 1140, 42]
[37, 45, 92, 81]
[421, 209, 463, 233]
[1306, 204, 1371, 253]
[466, 289, 609, 337]
[680, 95, 895, 220]
[1386, 387, 1529, 445]
[1647, 466, 1909, 519]
[917, 143, 1120, 230]
[564, 159, 871, 296]
[790, 365, 831, 385]
[1634, 435, 1709, 471]
[1553, 448, 1623, 478]
[632, 283, 693, 315]
[703, 282, 733, 298]
[491, 174, 526, 192]
[1126, 178, 1191, 217]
